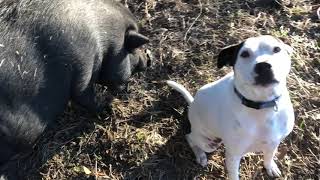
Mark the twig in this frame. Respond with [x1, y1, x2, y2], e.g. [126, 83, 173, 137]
[184, 0, 203, 41]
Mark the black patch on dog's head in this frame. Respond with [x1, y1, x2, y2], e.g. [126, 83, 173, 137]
[217, 42, 244, 69]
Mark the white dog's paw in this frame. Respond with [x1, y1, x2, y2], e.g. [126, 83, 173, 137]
[196, 152, 208, 167]
[265, 160, 281, 177]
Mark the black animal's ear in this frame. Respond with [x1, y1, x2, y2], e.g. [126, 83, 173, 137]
[217, 42, 244, 69]
[125, 30, 149, 50]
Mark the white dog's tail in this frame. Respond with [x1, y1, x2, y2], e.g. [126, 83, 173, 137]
[166, 80, 194, 105]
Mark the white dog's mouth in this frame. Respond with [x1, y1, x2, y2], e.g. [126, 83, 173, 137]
[254, 73, 279, 87]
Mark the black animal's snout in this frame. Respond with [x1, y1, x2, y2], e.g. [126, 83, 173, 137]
[134, 49, 153, 72]
[254, 62, 272, 75]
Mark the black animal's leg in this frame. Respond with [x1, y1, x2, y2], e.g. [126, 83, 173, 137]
[0, 142, 23, 180]
[73, 85, 105, 113]
[0, 138, 17, 166]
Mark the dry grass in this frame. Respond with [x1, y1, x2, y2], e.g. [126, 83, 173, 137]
[21, 0, 319, 179]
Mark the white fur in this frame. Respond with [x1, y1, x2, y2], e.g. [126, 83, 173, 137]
[167, 36, 295, 180]
[166, 80, 194, 104]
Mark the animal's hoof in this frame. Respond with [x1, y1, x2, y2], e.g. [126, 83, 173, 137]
[266, 160, 281, 177]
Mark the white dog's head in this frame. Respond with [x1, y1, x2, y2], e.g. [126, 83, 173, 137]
[218, 35, 293, 88]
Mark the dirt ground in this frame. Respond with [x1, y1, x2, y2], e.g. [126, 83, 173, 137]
[21, 0, 319, 179]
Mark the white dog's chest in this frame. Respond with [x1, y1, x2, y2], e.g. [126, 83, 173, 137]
[231, 109, 292, 153]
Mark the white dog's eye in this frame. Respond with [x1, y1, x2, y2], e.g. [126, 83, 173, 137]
[240, 50, 250, 58]
[273, 46, 281, 53]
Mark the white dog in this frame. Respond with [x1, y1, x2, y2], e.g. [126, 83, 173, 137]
[167, 35, 294, 180]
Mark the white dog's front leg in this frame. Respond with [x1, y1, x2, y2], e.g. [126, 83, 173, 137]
[226, 152, 241, 180]
[264, 146, 281, 177]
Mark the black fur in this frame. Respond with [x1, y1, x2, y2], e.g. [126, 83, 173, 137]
[217, 42, 244, 69]
[0, 0, 150, 176]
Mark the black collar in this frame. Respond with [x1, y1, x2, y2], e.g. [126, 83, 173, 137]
[234, 87, 280, 110]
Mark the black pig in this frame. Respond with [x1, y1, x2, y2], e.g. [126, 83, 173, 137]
[0, 0, 150, 175]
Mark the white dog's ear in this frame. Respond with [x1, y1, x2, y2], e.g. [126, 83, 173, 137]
[217, 42, 244, 69]
[276, 37, 294, 56]
[283, 44, 294, 56]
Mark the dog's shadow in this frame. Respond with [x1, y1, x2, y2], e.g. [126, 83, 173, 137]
[125, 92, 196, 180]
[119, 88, 227, 180]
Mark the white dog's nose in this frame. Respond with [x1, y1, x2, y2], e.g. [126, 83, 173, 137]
[254, 62, 278, 86]
[254, 62, 272, 74]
